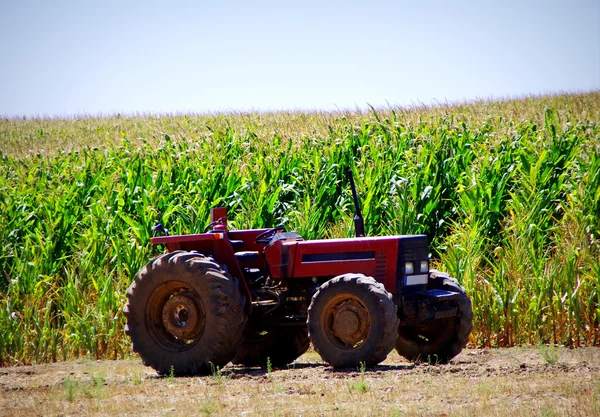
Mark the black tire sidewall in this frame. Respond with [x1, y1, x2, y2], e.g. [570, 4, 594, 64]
[395, 272, 472, 363]
[308, 275, 398, 368]
[125, 251, 245, 375]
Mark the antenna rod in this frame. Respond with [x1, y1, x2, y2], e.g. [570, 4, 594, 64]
[346, 169, 365, 237]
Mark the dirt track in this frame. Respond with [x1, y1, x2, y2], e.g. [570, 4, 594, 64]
[1, 347, 598, 416]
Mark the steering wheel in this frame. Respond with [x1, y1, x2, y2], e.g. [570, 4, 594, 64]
[254, 226, 287, 244]
[204, 217, 226, 232]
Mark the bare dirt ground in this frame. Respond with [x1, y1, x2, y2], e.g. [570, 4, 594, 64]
[1, 347, 598, 417]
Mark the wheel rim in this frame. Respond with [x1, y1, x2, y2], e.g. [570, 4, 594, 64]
[161, 292, 203, 339]
[322, 294, 370, 349]
[147, 281, 206, 351]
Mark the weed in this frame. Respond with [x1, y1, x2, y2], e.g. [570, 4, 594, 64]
[209, 362, 224, 386]
[199, 398, 219, 415]
[425, 354, 441, 365]
[539, 344, 561, 365]
[390, 406, 404, 417]
[63, 378, 77, 401]
[132, 371, 143, 386]
[92, 373, 105, 387]
[266, 357, 272, 379]
[348, 362, 369, 393]
[540, 407, 557, 417]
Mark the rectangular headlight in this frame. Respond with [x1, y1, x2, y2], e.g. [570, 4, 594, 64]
[405, 261, 414, 274]
[420, 260, 429, 273]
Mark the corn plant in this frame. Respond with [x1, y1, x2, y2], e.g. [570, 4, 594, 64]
[0, 92, 599, 365]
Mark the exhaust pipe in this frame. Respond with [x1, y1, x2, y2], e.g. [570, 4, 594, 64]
[346, 169, 365, 237]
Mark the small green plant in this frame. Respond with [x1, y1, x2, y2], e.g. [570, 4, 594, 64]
[63, 378, 77, 401]
[273, 383, 285, 394]
[425, 354, 441, 365]
[82, 385, 99, 398]
[92, 373, 105, 387]
[132, 371, 143, 386]
[82, 373, 106, 398]
[168, 365, 176, 380]
[390, 406, 405, 417]
[348, 361, 369, 393]
[209, 362, 224, 386]
[539, 344, 561, 365]
[266, 357, 272, 379]
[199, 398, 219, 415]
[540, 407, 558, 417]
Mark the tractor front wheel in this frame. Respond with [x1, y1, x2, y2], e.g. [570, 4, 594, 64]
[395, 270, 472, 363]
[307, 274, 399, 368]
[124, 251, 247, 376]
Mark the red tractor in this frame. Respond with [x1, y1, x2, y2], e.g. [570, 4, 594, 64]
[124, 171, 472, 375]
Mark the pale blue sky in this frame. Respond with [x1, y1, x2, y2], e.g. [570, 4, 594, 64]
[1, 0, 598, 117]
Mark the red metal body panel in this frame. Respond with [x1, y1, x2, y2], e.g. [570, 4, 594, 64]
[264, 236, 401, 292]
[151, 233, 216, 249]
[149, 231, 270, 312]
[150, 228, 269, 252]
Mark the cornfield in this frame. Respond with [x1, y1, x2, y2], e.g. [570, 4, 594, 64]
[1, 92, 599, 366]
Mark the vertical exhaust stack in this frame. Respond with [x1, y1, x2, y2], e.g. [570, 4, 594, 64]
[346, 169, 365, 237]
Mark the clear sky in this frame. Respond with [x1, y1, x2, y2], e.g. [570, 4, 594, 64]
[1, 0, 599, 117]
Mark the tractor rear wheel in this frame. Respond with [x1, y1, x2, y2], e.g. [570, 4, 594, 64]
[124, 250, 247, 376]
[307, 274, 399, 368]
[395, 270, 472, 364]
[232, 326, 309, 368]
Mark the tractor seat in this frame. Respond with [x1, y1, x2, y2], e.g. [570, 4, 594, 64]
[234, 251, 261, 262]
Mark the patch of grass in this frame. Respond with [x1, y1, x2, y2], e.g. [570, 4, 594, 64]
[266, 357, 272, 379]
[199, 398, 220, 415]
[348, 361, 369, 393]
[390, 406, 405, 417]
[63, 374, 107, 400]
[540, 407, 558, 417]
[209, 362, 225, 386]
[425, 354, 441, 365]
[63, 377, 77, 401]
[131, 371, 143, 386]
[538, 344, 561, 365]
[82, 384, 103, 398]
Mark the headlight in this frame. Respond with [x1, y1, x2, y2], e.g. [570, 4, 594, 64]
[405, 262, 414, 274]
[420, 260, 429, 273]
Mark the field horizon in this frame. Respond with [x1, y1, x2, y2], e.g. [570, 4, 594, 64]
[2, 90, 595, 120]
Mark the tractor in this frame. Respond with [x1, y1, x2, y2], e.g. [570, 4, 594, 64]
[124, 170, 473, 375]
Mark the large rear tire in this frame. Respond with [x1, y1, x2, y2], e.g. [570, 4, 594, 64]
[124, 251, 247, 376]
[232, 326, 309, 368]
[395, 270, 472, 363]
[307, 274, 399, 368]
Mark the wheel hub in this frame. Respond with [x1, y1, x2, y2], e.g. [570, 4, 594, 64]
[161, 292, 204, 339]
[330, 299, 369, 346]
